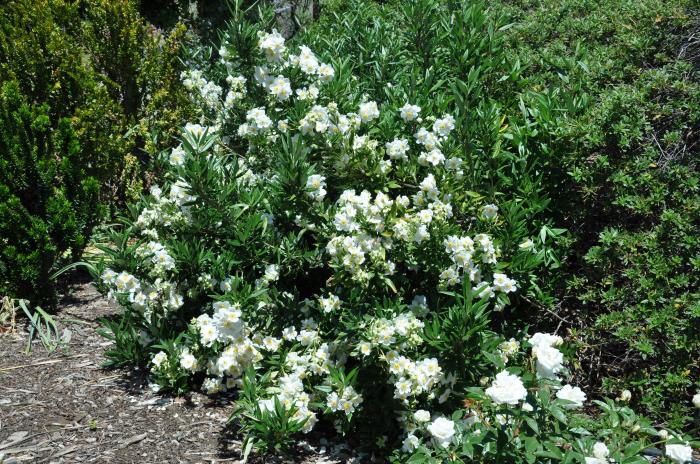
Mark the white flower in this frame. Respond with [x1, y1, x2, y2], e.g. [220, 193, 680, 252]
[184, 122, 208, 138]
[534, 344, 564, 378]
[492, 273, 518, 294]
[519, 239, 534, 250]
[269, 75, 292, 100]
[585, 458, 606, 464]
[200, 323, 219, 347]
[556, 385, 587, 409]
[666, 444, 693, 464]
[485, 371, 527, 405]
[358, 101, 379, 123]
[319, 294, 341, 313]
[692, 392, 700, 409]
[482, 204, 498, 220]
[385, 138, 409, 160]
[258, 29, 286, 62]
[619, 389, 632, 402]
[522, 403, 534, 412]
[298, 46, 319, 74]
[432, 114, 455, 137]
[402, 434, 420, 452]
[152, 351, 167, 368]
[264, 264, 279, 282]
[180, 352, 198, 371]
[169, 146, 186, 166]
[261, 336, 281, 351]
[306, 174, 327, 201]
[358, 342, 371, 356]
[400, 103, 421, 122]
[593, 442, 609, 460]
[317, 63, 335, 82]
[101, 268, 117, 284]
[413, 409, 431, 423]
[426, 417, 455, 448]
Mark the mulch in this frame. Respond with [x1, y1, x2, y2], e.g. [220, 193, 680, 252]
[0, 278, 359, 464]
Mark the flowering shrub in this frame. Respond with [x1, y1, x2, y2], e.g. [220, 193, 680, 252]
[92, 2, 698, 461]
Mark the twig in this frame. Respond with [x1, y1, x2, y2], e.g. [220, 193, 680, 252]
[0, 359, 64, 373]
[82, 374, 121, 386]
[0, 354, 89, 373]
[519, 295, 573, 327]
[0, 426, 85, 451]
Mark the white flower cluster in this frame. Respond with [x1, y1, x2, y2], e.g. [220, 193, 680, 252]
[225, 75, 247, 107]
[258, 374, 318, 433]
[326, 386, 363, 416]
[388, 354, 443, 402]
[239, 107, 273, 136]
[101, 268, 183, 317]
[402, 415, 456, 453]
[182, 69, 223, 110]
[134, 185, 186, 235]
[136, 241, 176, 274]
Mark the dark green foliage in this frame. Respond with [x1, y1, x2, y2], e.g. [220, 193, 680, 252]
[494, 0, 700, 428]
[0, 81, 103, 306]
[0, 0, 194, 306]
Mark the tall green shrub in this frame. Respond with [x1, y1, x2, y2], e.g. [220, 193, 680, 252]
[0, 0, 194, 306]
[0, 81, 102, 306]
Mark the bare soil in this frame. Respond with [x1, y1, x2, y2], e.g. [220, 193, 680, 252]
[0, 278, 359, 464]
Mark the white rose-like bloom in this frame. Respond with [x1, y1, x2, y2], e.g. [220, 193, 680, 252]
[358, 101, 379, 123]
[485, 371, 527, 405]
[268, 75, 292, 101]
[592, 442, 609, 460]
[556, 384, 587, 409]
[482, 204, 499, 220]
[400, 103, 421, 122]
[169, 146, 185, 166]
[426, 417, 455, 448]
[180, 352, 198, 371]
[402, 434, 420, 452]
[317, 63, 335, 82]
[152, 351, 167, 368]
[534, 344, 564, 378]
[692, 392, 700, 409]
[666, 444, 693, 464]
[413, 409, 431, 423]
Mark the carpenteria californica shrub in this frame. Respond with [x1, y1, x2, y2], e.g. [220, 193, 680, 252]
[93, 4, 698, 462]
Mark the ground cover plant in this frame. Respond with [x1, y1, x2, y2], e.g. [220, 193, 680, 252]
[490, 0, 700, 429]
[90, 0, 700, 461]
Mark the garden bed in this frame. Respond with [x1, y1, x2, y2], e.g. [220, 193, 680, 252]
[0, 278, 356, 463]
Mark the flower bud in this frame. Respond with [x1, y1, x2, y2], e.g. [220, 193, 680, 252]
[619, 389, 632, 402]
[659, 429, 669, 440]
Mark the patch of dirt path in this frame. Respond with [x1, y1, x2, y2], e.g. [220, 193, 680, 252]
[0, 278, 357, 463]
